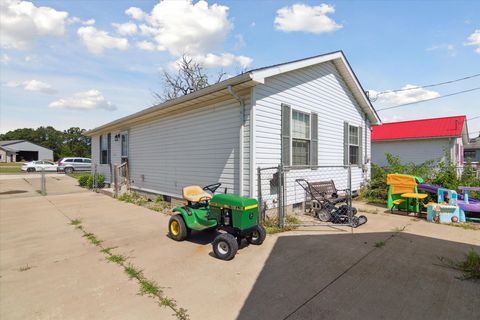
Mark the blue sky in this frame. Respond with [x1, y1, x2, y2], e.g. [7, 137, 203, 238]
[1, 0, 479, 136]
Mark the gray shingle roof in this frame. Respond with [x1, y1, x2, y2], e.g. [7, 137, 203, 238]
[0, 140, 25, 146]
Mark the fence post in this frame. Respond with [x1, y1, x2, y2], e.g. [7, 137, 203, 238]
[41, 167, 46, 196]
[257, 167, 264, 223]
[347, 165, 353, 232]
[277, 164, 284, 228]
[113, 164, 119, 197]
[93, 164, 97, 191]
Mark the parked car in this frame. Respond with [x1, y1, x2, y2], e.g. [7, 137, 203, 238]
[57, 157, 92, 174]
[21, 160, 58, 172]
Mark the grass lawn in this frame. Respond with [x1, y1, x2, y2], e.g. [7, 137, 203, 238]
[0, 162, 22, 167]
[67, 172, 86, 180]
[0, 167, 22, 173]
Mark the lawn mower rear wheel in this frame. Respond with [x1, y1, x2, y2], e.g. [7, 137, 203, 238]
[168, 214, 189, 241]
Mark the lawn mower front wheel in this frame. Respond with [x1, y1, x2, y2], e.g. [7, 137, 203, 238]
[168, 214, 189, 241]
[247, 225, 266, 245]
[212, 233, 238, 260]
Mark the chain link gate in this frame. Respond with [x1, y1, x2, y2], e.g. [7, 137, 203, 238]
[258, 165, 364, 230]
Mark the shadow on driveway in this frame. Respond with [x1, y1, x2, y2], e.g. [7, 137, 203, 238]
[238, 232, 479, 320]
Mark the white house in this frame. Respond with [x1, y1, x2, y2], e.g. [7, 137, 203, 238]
[0, 140, 54, 162]
[371, 115, 468, 167]
[85, 51, 381, 201]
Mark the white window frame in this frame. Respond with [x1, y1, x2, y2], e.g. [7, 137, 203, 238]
[291, 109, 311, 166]
[348, 125, 360, 165]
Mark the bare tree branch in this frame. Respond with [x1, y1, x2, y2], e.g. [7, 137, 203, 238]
[154, 54, 227, 103]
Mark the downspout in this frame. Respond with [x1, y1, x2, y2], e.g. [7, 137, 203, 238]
[228, 85, 245, 196]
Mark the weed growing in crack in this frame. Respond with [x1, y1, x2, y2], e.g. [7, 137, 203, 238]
[68, 217, 189, 319]
[124, 263, 144, 280]
[374, 241, 385, 248]
[438, 249, 480, 281]
[100, 247, 117, 255]
[83, 233, 102, 246]
[107, 254, 127, 264]
[18, 264, 32, 272]
[70, 219, 82, 225]
[139, 279, 162, 297]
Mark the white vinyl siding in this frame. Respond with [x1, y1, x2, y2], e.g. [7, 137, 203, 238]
[124, 95, 251, 198]
[253, 61, 369, 202]
[372, 138, 453, 167]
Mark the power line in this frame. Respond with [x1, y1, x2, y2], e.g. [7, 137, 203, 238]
[376, 87, 480, 112]
[371, 73, 480, 100]
[467, 115, 480, 121]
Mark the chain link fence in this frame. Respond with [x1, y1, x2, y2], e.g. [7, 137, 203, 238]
[258, 165, 367, 229]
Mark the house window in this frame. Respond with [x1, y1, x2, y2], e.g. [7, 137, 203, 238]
[100, 134, 110, 164]
[292, 110, 310, 166]
[464, 150, 475, 162]
[349, 125, 359, 165]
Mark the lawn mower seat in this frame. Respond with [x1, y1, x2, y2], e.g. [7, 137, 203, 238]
[183, 185, 212, 203]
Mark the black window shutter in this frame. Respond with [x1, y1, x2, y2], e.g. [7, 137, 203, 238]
[107, 133, 111, 164]
[281, 104, 291, 166]
[344, 122, 349, 165]
[311, 113, 318, 166]
[358, 126, 363, 167]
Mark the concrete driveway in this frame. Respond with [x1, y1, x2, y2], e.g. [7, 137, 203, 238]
[0, 179, 479, 319]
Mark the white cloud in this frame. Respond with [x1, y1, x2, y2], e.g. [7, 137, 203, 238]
[23, 79, 57, 94]
[49, 90, 116, 111]
[125, 7, 146, 21]
[369, 85, 440, 106]
[83, 19, 95, 26]
[1, 53, 10, 64]
[195, 53, 252, 69]
[2, 79, 57, 94]
[136, 40, 156, 51]
[133, 0, 232, 56]
[112, 21, 138, 36]
[68, 17, 95, 25]
[234, 34, 246, 50]
[274, 3, 342, 34]
[465, 30, 480, 54]
[77, 26, 129, 55]
[0, 0, 69, 50]
[426, 44, 456, 57]
[122, 1, 252, 68]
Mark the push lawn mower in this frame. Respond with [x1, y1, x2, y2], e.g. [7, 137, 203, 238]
[296, 179, 367, 227]
[168, 183, 266, 260]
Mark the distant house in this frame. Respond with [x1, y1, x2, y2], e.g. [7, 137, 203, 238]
[371, 115, 468, 167]
[464, 137, 480, 163]
[0, 140, 54, 162]
[85, 51, 381, 199]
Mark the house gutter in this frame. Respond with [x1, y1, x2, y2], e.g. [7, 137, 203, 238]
[227, 85, 245, 197]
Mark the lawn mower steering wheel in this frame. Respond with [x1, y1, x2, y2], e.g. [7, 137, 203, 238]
[203, 183, 222, 194]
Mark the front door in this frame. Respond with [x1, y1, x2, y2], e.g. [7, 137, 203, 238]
[120, 131, 129, 164]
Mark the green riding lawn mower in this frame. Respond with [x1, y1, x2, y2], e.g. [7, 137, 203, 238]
[168, 183, 266, 260]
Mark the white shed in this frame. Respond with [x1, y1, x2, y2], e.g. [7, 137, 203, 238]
[0, 140, 54, 162]
[85, 51, 380, 200]
[371, 116, 468, 167]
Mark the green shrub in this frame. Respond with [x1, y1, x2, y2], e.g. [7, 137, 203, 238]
[77, 174, 105, 189]
[78, 174, 90, 187]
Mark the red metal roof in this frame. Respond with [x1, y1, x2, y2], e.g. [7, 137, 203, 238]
[372, 115, 466, 141]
